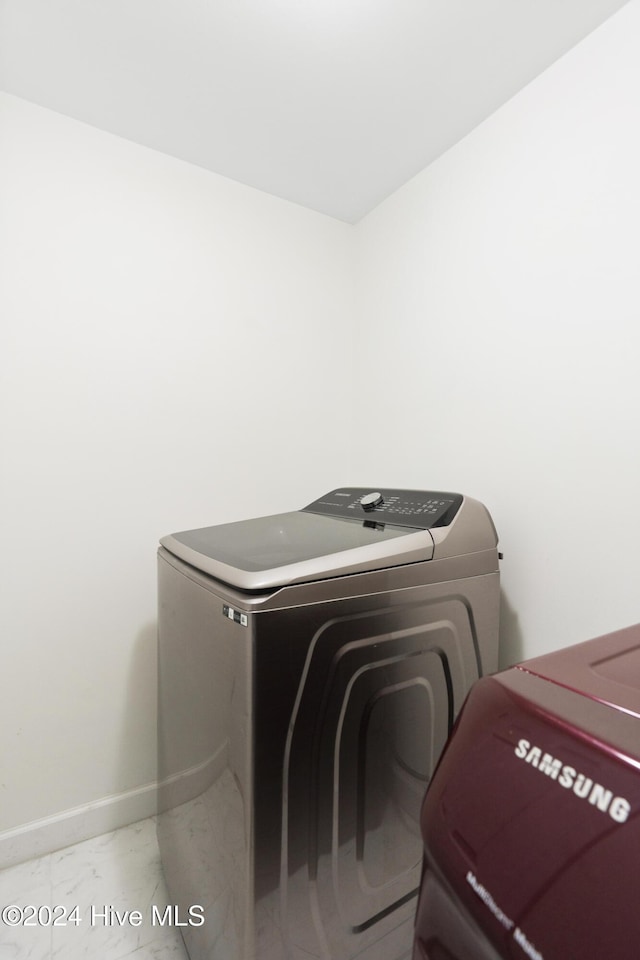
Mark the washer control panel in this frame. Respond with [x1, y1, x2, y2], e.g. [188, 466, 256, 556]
[303, 487, 463, 529]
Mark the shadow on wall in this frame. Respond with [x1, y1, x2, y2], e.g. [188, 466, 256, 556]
[117, 619, 159, 803]
[498, 590, 524, 670]
[112, 619, 160, 891]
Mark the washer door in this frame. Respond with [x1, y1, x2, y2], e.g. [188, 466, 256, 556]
[282, 598, 478, 960]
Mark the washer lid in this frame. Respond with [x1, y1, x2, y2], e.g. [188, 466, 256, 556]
[160, 487, 463, 591]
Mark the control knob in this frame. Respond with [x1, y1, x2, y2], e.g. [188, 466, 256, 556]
[361, 491, 384, 511]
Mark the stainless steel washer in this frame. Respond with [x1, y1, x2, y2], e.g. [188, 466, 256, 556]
[157, 487, 500, 960]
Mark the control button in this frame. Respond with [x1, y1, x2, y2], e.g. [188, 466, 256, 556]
[361, 491, 384, 511]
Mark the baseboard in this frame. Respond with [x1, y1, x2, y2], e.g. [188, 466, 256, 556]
[0, 779, 158, 871]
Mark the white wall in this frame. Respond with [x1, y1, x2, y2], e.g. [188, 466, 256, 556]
[0, 93, 355, 857]
[354, 1, 640, 666]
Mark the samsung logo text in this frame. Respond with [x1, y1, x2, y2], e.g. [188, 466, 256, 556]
[514, 740, 630, 823]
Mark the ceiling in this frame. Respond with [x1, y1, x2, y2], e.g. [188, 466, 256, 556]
[0, 0, 630, 223]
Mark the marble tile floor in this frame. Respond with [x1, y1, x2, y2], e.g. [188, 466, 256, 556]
[0, 818, 189, 960]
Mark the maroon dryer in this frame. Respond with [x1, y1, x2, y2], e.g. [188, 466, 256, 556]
[413, 623, 640, 960]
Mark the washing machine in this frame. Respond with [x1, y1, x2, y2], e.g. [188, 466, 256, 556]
[157, 486, 500, 960]
[413, 623, 640, 960]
